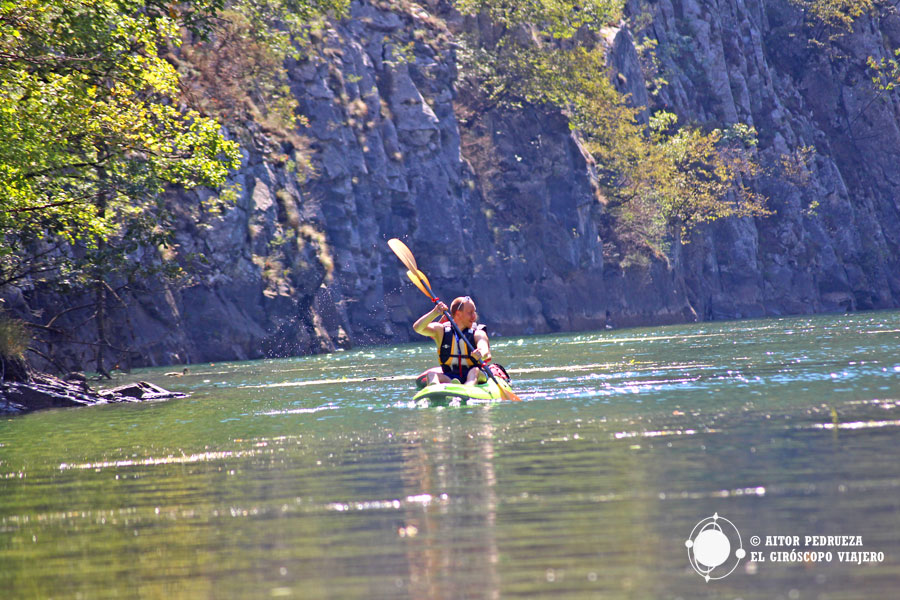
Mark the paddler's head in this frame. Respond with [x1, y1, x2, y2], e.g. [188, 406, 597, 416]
[450, 296, 477, 328]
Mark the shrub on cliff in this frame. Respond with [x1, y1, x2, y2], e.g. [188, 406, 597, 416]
[175, 0, 348, 157]
[454, 0, 770, 257]
[0, 0, 243, 290]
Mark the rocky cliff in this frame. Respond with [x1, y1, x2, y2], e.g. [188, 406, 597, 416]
[638, 0, 900, 319]
[10, 0, 900, 370]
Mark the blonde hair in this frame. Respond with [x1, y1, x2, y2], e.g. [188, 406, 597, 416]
[450, 296, 475, 315]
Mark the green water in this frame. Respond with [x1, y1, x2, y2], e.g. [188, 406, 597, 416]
[2, 312, 900, 599]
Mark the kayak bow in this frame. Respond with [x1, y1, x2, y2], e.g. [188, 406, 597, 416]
[412, 377, 514, 405]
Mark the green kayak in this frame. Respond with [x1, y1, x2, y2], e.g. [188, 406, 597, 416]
[412, 377, 514, 406]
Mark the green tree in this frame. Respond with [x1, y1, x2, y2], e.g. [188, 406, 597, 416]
[790, 0, 876, 33]
[0, 0, 348, 373]
[0, 0, 241, 287]
[0, 0, 244, 373]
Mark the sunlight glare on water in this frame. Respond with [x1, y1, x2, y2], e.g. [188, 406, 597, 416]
[2, 311, 900, 598]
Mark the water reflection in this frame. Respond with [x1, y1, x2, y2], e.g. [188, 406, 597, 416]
[1, 311, 899, 598]
[398, 408, 500, 599]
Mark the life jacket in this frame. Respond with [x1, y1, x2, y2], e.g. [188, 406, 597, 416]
[438, 323, 486, 376]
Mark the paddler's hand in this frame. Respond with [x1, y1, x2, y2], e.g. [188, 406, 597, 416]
[470, 348, 483, 362]
[434, 301, 448, 314]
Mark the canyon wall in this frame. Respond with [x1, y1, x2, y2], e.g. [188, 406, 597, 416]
[10, 0, 900, 369]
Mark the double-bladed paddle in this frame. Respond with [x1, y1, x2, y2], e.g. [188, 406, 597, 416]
[388, 238, 522, 402]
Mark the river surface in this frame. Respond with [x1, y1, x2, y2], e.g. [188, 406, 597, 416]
[2, 311, 900, 599]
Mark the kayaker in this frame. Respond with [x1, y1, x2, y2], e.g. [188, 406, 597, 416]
[413, 296, 491, 386]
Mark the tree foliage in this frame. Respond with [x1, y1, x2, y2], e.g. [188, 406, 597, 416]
[0, 0, 347, 284]
[867, 48, 900, 95]
[0, 0, 242, 291]
[0, 0, 346, 372]
[455, 0, 622, 39]
[790, 0, 876, 31]
[786, 0, 880, 54]
[453, 0, 769, 255]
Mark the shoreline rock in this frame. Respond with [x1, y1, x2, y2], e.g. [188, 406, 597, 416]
[0, 373, 188, 416]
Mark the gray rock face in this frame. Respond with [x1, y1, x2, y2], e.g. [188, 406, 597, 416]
[638, 0, 900, 317]
[12, 0, 900, 370]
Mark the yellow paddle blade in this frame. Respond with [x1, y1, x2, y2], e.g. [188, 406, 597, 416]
[414, 269, 433, 297]
[388, 238, 418, 273]
[501, 385, 523, 402]
[406, 270, 433, 300]
[495, 377, 522, 402]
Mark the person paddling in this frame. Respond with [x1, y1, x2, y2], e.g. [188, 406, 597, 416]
[413, 296, 490, 386]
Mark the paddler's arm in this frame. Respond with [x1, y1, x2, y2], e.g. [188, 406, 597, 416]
[413, 301, 448, 340]
[471, 329, 491, 363]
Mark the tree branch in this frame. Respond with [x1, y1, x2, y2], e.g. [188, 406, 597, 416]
[3, 200, 81, 215]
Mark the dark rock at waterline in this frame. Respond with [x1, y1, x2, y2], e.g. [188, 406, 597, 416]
[100, 381, 187, 402]
[0, 373, 187, 416]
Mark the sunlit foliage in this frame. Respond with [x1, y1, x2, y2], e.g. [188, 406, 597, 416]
[790, 0, 876, 31]
[0, 0, 242, 290]
[0, 0, 346, 372]
[0, 0, 349, 286]
[867, 48, 900, 94]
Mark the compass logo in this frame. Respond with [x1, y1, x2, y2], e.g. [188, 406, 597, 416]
[685, 513, 746, 581]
